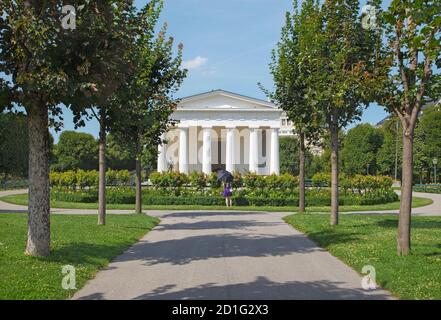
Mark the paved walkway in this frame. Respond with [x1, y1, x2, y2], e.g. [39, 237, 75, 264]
[73, 210, 393, 300]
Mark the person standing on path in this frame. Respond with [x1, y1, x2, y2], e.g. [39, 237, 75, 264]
[222, 182, 233, 207]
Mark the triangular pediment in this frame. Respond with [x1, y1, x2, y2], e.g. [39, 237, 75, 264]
[177, 89, 278, 111]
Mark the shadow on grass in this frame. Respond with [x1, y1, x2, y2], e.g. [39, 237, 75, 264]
[37, 242, 137, 266]
[302, 230, 361, 248]
[376, 219, 441, 229]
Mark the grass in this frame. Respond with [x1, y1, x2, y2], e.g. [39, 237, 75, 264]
[284, 214, 441, 299]
[0, 213, 159, 300]
[0, 193, 433, 213]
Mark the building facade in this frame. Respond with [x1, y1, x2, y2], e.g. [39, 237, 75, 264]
[157, 90, 283, 175]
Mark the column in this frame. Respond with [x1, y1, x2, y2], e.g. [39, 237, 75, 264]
[249, 127, 259, 173]
[202, 127, 212, 175]
[270, 127, 280, 175]
[226, 126, 236, 173]
[157, 133, 166, 172]
[178, 127, 189, 174]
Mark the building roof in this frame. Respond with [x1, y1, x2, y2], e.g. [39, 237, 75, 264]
[179, 89, 276, 109]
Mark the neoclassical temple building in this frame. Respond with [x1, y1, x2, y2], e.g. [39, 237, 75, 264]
[157, 89, 289, 175]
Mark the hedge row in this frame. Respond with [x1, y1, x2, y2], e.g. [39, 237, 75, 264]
[51, 188, 398, 207]
[311, 173, 393, 191]
[413, 184, 441, 194]
[49, 169, 131, 189]
[149, 171, 393, 193]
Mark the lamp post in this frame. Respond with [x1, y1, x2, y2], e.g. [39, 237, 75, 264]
[433, 158, 438, 184]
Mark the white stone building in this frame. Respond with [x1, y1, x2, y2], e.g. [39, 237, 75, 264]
[156, 89, 322, 175]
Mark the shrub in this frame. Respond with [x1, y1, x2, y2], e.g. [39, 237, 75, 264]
[189, 172, 207, 190]
[75, 169, 99, 189]
[60, 170, 76, 189]
[50, 169, 131, 189]
[207, 172, 221, 189]
[278, 173, 299, 190]
[243, 172, 266, 189]
[232, 171, 243, 188]
[312, 172, 331, 187]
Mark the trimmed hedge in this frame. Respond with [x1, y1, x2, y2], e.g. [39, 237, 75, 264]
[50, 169, 131, 189]
[414, 184, 441, 194]
[51, 187, 399, 207]
[49, 171, 398, 207]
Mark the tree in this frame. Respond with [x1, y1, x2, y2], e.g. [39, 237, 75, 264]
[0, 113, 28, 181]
[377, 0, 441, 255]
[69, 1, 138, 225]
[52, 131, 98, 171]
[110, 2, 186, 214]
[309, 0, 382, 225]
[341, 124, 384, 175]
[279, 136, 314, 176]
[414, 103, 441, 183]
[263, 0, 322, 213]
[0, 1, 95, 256]
[107, 134, 135, 171]
[377, 117, 403, 178]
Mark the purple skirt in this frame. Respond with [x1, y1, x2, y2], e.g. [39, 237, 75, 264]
[222, 189, 232, 197]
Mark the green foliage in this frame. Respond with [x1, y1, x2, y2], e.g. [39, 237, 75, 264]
[188, 172, 207, 190]
[413, 184, 441, 194]
[49, 185, 398, 207]
[263, 0, 323, 142]
[109, 1, 187, 175]
[50, 169, 130, 190]
[279, 136, 313, 175]
[377, 117, 402, 178]
[0, 113, 28, 179]
[52, 131, 98, 171]
[341, 124, 384, 175]
[312, 172, 331, 187]
[148, 171, 189, 189]
[106, 134, 136, 171]
[207, 172, 221, 189]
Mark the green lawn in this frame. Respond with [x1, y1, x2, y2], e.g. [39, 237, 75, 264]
[0, 193, 433, 213]
[0, 213, 159, 299]
[284, 214, 441, 299]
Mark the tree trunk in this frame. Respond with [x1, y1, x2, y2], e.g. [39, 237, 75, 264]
[97, 111, 106, 225]
[25, 105, 50, 256]
[397, 127, 413, 256]
[299, 132, 306, 213]
[330, 125, 339, 226]
[135, 157, 142, 214]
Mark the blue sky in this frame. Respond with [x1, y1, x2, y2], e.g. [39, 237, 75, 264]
[55, 0, 389, 141]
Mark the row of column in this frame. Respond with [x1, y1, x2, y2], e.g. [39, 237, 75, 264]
[157, 126, 280, 175]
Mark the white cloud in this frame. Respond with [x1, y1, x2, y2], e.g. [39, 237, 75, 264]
[182, 56, 208, 70]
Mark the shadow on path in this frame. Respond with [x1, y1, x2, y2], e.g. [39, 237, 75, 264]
[78, 276, 390, 300]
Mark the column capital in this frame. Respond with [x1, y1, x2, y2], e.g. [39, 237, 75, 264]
[270, 126, 280, 131]
[201, 125, 213, 129]
[225, 125, 237, 130]
[248, 125, 260, 130]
